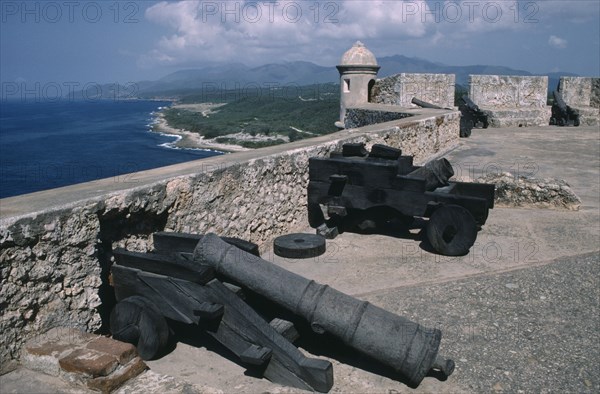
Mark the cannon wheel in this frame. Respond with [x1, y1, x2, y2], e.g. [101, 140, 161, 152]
[427, 205, 477, 256]
[110, 295, 169, 360]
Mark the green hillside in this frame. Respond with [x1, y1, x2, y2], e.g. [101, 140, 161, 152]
[162, 86, 340, 148]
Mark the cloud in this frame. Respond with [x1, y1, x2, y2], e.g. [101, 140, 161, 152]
[548, 35, 567, 49]
[140, 1, 437, 68]
[138, 0, 593, 72]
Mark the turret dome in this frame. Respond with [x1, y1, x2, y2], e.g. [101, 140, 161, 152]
[339, 41, 378, 66]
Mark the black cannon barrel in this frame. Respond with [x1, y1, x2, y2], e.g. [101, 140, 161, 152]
[553, 90, 567, 111]
[408, 158, 455, 191]
[459, 95, 480, 112]
[411, 97, 445, 109]
[193, 234, 454, 387]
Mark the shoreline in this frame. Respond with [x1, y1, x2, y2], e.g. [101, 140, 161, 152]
[150, 105, 251, 153]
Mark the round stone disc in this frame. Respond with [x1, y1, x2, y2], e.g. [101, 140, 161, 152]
[273, 233, 326, 259]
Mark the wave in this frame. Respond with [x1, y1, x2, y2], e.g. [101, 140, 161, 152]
[146, 107, 225, 154]
[149, 129, 224, 154]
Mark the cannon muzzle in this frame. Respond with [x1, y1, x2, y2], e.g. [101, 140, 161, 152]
[193, 233, 454, 387]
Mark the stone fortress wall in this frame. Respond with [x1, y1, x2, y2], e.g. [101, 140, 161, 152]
[558, 76, 600, 126]
[371, 73, 455, 108]
[368, 73, 599, 128]
[467, 75, 550, 128]
[337, 41, 598, 130]
[469, 75, 549, 108]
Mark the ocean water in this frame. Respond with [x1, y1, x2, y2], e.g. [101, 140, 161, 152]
[0, 100, 222, 198]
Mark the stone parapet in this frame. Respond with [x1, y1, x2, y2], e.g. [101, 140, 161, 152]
[558, 76, 600, 126]
[0, 109, 459, 372]
[469, 75, 549, 127]
[573, 106, 600, 126]
[469, 75, 548, 108]
[344, 106, 412, 128]
[371, 73, 455, 108]
[480, 107, 552, 128]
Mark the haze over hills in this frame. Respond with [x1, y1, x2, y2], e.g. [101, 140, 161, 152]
[130, 55, 578, 98]
[67, 55, 579, 101]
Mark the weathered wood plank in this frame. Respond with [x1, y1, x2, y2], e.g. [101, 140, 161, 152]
[368, 144, 401, 160]
[240, 344, 273, 365]
[269, 318, 299, 343]
[113, 248, 215, 284]
[198, 279, 333, 392]
[153, 232, 260, 256]
[309, 156, 401, 187]
[309, 179, 490, 224]
[112, 264, 221, 325]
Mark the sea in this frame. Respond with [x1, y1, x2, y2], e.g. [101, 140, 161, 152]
[0, 100, 223, 199]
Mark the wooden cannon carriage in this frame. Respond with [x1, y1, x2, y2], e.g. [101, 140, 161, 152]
[308, 143, 495, 256]
[110, 232, 455, 392]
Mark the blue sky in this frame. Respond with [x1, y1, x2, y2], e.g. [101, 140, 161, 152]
[1, 0, 599, 86]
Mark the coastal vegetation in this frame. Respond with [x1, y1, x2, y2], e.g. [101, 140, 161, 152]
[160, 84, 340, 148]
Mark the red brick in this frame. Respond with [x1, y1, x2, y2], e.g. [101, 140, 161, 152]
[87, 357, 147, 393]
[86, 337, 137, 365]
[58, 349, 118, 377]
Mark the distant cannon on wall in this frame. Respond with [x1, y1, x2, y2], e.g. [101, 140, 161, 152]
[410, 96, 489, 137]
[550, 90, 580, 126]
[457, 96, 489, 137]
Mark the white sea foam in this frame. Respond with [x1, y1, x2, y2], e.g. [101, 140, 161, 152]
[148, 129, 223, 153]
[146, 107, 223, 153]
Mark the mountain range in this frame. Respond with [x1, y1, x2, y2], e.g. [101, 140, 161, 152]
[85, 56, 579, 99]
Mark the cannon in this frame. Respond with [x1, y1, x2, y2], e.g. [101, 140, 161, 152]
[457, 95, 489, 137]
[411, 97, 449, 110]
[110, 232, 455, 392]
[549, 90, 580, 126]
[308, 143, 495, 256]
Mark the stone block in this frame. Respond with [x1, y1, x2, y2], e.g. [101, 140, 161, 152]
[87, 356, 147, 393]
[58, 348, 119, 377]
[573, 106, 600, 126]
[480, 107, 552, 128]
[468, 75, 551, 127]
[372, 73, 455, 108]
[344, 107, 411, 128]
[22, 327, 97, 377]
[21, 352, 63, 377]
[87, 337, 137, 365]
[558, 76, 600, 108]
[558, 77, 600, 126]
[469, 75, 548, 108]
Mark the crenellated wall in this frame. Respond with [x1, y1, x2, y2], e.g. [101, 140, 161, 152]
[558, 76, 600, 126]
[371, 73, 455, 108]
[0, 108, 459, 373]
[468, 75, 550, 128]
